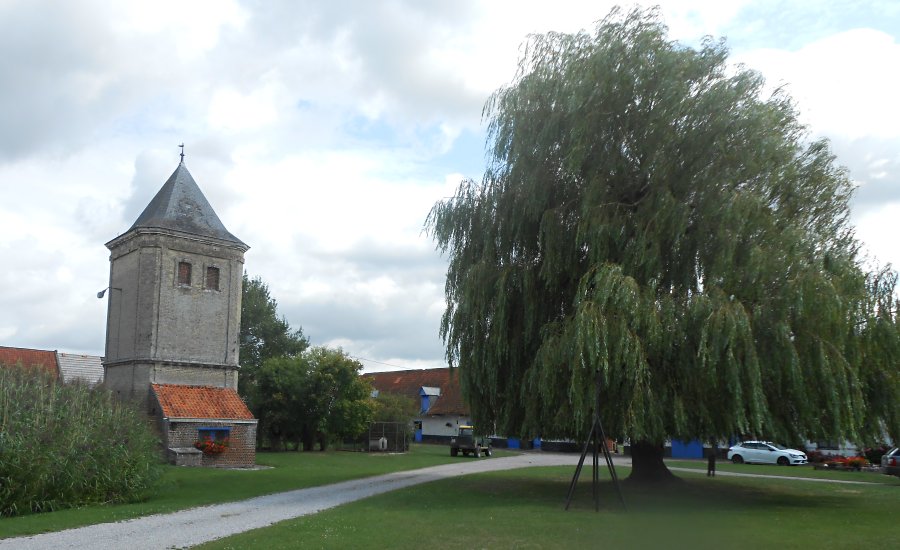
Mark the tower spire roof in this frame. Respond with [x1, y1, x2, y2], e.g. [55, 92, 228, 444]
[127, 163, 246, 247]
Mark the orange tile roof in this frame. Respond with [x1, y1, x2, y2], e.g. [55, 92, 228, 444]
[363, 368, 468, 415]
[151, 384, 255, 420]
[0, 346, 59, 379]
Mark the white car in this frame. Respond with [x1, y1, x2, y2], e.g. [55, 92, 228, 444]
[727, 441, 808, 465]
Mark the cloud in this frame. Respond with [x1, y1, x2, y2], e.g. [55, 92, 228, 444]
[0, 1, 118, 159]
[1, 0, 898, 374]
[734, 29, 900, 140]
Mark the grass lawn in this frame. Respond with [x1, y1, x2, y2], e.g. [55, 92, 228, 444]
[666, 458, 900, 484]
[198, 465, 899, 550]
[0, 444, 514, 539]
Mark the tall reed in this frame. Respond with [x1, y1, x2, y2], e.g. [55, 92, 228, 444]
[0, 364, 162, 516]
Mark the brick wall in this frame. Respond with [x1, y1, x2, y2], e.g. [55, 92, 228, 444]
[164, 419, 257, 468]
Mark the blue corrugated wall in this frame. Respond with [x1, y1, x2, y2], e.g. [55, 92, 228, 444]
[671, 439, 704, 458]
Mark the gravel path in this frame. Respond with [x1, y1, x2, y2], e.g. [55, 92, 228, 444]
[0, 453, 587, 550]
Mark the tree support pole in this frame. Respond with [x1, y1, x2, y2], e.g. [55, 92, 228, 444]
[564, 371, 626, 511]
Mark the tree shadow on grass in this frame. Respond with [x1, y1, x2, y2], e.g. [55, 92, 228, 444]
[198, 466, 892, 550]
[396, 466, 847, 516]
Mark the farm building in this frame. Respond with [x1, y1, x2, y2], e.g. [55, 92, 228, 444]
[364, 368, 471, 443]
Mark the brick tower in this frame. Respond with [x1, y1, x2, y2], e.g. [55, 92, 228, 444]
[103, 160, 256, 467]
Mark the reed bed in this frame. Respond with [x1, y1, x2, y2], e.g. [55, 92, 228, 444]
[0, 365, 162, 516]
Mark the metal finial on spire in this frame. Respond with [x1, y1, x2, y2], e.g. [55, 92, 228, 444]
[178, 143, 185, 164]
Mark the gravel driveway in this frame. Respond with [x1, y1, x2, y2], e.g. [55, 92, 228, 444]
[1, 453, 588, 550]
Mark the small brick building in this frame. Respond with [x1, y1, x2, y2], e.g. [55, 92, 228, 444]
[102, 160, 257, 467]
[152, 384, 257, 467]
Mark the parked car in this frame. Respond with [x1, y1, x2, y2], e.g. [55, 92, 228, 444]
[881, 447, 900, 476]
[727, 441, 808, 465]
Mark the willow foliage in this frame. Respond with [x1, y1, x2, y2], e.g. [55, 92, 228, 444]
[427, 8, 900, 446]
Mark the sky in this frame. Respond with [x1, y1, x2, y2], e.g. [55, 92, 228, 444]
[1, 0, 898, 373]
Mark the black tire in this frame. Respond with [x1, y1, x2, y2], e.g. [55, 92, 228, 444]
[451, 448, 458, 457]
[732, 455, 744, 464]
[777, 456, 789, 466]
[475, 447, 481, 458]
[486, 448, 492, 457]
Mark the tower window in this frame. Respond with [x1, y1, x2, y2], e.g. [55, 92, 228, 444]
[206, 266, 220, 291]
[177, 262, 192, 286]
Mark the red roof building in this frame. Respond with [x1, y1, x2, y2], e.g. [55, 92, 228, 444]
[364, 368, 472, 442]
[0, 346, 60, 379]
[150, 384, 256, 467]
[151, 384, 254, 420]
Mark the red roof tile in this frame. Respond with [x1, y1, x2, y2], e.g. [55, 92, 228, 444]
[151, 384, 255, 420]
[363, 368, 468, 415]
[0, 346, 59, 379]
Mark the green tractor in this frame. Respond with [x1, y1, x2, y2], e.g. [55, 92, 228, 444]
[450, 425, 492, 457]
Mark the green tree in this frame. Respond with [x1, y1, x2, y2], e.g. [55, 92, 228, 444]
[256, 347, 373, 451]
[371, 392, 419, 424]
[239, 274, 309, 410]
[427, 8, 900, 482]
[312, 348, 374, 450]
[254, 354, 309, 450]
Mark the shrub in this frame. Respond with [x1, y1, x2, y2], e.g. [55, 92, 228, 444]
[824, 455, 870, 470]
[0, 364, 162, 516]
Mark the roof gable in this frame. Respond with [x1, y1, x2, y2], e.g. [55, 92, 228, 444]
[151, 384, 255, 420]
[364, 368, 467, 415]
[126, 163, 246, 247]
[0, 346, 59, 378]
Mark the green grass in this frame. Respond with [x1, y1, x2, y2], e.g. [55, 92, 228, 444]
[199, 465, 899, 550]
[6, 448, 896, 548]
[0, 444, 515, 539]
[666, 458, 900, 484]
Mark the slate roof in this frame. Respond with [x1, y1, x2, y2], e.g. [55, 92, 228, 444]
[56, 352, 104, 386]
[126, 163, 246, 247]
[151, 384, 255, 420]
[0, 346, 60, 379]
[363, 368, 468, 415]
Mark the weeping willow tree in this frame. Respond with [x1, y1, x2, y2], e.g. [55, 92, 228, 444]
[427, 8, 900, 482]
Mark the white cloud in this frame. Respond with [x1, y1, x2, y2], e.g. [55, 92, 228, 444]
[208, 86, 280, 132]
[735, 29, 900, 140]
[111, 0, 248, 58]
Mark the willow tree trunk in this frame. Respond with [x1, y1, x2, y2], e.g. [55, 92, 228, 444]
[628, 441, 680, 484]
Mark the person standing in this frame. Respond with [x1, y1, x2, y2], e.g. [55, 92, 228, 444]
[707, 440, 718, 477]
